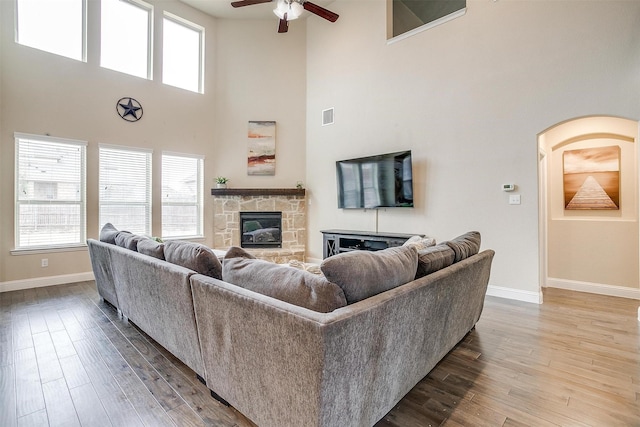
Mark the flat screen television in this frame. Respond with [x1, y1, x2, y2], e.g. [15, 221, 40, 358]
[336, 150, 414, 209]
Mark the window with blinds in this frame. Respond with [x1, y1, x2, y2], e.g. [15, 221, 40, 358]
[15, 133, 87, 249]
[162, 153, 204, 238]
[99, 145, 152, 235]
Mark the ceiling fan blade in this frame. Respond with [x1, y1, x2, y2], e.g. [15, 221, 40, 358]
[278, 14, 289, 33]
[231, 0, 272, 8]
[303, 1, 339, 22]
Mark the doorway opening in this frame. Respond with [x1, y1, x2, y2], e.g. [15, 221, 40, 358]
[538, 116, 640, 301]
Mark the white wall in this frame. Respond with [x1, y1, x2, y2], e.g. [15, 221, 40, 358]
[0, 0, 306, 286]
[305, 0, 640, 300]
[212, 19, 306, 188]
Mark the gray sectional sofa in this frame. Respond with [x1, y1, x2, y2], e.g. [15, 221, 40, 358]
[87, 225, 494, 427]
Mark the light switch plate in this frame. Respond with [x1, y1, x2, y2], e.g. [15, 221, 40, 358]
[509, 195, 521, 205]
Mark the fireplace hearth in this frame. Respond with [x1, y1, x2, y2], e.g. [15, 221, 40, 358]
[240, 211, 282, 248]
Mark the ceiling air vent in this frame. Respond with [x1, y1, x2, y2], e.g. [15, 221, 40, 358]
[322, 108, 334, 126]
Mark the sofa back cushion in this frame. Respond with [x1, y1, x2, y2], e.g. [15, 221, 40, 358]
[415, 244, 456, 279]
[320, 245, 418, 304]
[137, 238, 165, 260]
[164, 240, 222, 279]
[222, 247, 347, 313]
[114, 232, 147, 251]
[99, 222, 120, 244]
[444, 231, 481, 263]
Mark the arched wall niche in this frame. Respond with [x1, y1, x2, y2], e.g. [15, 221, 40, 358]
[539, 116, 640, 296]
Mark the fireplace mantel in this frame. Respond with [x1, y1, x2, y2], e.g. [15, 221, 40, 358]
[211, 188, 305, 197]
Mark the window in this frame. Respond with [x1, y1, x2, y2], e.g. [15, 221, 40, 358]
[16, 0, 86, 61]
[99, 145, 152, 235]
[162, 153, 204, 238]
[15, 133, 87, 249]
[388, 0, 466, 43]
[163, 13, 204, 93]
[101, 0, 153, 79]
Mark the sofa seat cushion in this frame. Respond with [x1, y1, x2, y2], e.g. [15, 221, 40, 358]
[99, 222, 120, 244]
[164, 240, 222, 280]
[114, 232, 147, 251]
[222, 247, 347, 313]
[415, 244, 456, 279]
[445, 231, 481, 263]
[320, 245, 418, 304]
[137, 238, 165, 260]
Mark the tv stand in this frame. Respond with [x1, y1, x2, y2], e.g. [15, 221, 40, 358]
[321, 229, 421, 259]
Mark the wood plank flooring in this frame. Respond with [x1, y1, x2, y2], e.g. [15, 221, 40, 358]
[1, 282, 638, 426]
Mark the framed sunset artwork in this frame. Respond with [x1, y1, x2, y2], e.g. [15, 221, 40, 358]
[563, 146, 620, 210]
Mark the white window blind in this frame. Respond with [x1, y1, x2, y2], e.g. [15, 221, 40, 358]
[16, 0, 86, 62]
[163, 13, 204, 93]
[99, 145, 152, 235]
[162, 153, 204, 238]
[15, 133, 87, 249]
[101, 0, 153, 79]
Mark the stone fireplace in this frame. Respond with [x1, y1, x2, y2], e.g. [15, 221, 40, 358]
[212, 188, 306, 263]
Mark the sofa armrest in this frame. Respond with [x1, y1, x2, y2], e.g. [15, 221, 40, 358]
[87, 239, 119, 307]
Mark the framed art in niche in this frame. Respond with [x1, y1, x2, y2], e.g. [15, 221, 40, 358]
[563, 146, 620, 210]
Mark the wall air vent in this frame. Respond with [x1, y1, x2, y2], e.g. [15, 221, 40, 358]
[322, 108, 334, 126]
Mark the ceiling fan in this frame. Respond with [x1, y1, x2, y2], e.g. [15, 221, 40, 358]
[231, 0, 339, 33]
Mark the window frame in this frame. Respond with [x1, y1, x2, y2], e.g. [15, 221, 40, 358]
[162, 11, 205, 93]
[14, 132, 87, 251]
[161, 151, 205, 239]
[15, 0, 88, 62]
[98, 144, 153, 236]
[100, 0, 154, 80]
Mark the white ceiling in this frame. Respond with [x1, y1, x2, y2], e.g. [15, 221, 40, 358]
[178, 0, 336, 20]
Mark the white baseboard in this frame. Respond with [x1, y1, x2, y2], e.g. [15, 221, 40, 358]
[486, 285, 543, 304]
[545, 277, 640, 300]
[0, 272, 95, 293]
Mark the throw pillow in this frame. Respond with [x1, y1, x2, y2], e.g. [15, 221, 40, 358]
[444, 231, 481, 263]
[99, 223, 120, 244]
[320, 245, 418, 304]
[114, 232, 146, 251]
[223, 247, 347, 313]
[415, 244, 456, 279]
[403, 235, 437, 250]
[288, 260, 323, 275]
[137, 238, 165, 260]
[164, 240, 222, 280]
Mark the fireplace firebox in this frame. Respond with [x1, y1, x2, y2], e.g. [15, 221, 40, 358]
[240, 211, 282, 248]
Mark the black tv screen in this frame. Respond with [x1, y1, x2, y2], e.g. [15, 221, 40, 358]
[336, 150, 414, 209]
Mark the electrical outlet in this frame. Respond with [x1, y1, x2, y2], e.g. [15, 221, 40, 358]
[41, 258, 48, 268]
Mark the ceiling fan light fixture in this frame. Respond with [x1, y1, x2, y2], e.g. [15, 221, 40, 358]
[290, 1, 303, 18]
[273, 0, 302, 20]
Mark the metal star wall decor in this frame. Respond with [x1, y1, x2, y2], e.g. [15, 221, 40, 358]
[116, 97, 143, 122]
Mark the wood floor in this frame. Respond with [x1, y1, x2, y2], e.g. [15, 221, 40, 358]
[1, 282, 638, 427]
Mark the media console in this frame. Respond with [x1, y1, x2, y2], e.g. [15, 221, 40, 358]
[321, 229, 422, 259]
